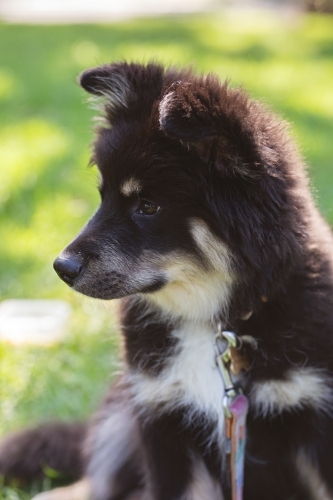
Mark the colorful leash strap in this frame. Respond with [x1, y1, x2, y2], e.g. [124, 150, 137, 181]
[215, 327, 249, 500]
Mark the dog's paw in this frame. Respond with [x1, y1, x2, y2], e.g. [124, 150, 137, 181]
[31, 479, 91, 500]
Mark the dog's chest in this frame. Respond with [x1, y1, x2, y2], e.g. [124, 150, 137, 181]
[128, 321, 225, 426]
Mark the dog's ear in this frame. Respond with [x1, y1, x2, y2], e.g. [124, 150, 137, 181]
[79, 63, 133, 110]
[159, 80, 221, 143]
[79, 62, 164, 121]
[159, 78, 276, 178]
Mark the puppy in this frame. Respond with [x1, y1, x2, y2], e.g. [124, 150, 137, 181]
[2, 62, 333, 500]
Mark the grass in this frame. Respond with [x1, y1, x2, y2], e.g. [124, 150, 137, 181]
[0, 9, 333, 498]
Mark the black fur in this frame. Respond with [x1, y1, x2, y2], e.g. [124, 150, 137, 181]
[2, 62, 333, 500]
[0, 422, 86, 481]
[121, 297, 179, 376]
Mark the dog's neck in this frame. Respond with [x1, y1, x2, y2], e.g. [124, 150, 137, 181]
[143, 271, 233, 326]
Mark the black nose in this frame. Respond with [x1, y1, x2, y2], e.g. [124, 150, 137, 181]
[53, 255, 83, 287]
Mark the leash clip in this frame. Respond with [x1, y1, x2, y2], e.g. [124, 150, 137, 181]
[214, 325, 243, 419]
[215, 324, 249, 500]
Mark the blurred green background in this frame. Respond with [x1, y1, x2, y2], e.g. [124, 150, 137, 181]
[0, 9, 333, 497]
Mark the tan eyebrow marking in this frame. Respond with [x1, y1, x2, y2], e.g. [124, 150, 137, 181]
[120, 177, 142, 197]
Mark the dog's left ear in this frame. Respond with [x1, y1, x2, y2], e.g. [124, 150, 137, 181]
[159, 80, 221, 143]
[159, 78, 278, 177]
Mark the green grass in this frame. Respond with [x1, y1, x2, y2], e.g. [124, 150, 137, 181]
[1, 302, 120, 434]
[1, 10, 333, 498]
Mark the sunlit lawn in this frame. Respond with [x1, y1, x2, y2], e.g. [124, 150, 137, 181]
[0, 10, 333, 498]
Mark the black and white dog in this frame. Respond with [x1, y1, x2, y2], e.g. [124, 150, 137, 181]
[2, 62, 333, 500]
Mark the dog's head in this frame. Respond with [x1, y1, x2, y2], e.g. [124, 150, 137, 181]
[54, 62, 307, 320]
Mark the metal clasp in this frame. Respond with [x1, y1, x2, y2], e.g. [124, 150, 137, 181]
[215, 325, 250, 496]
[214, 324, 243, 419]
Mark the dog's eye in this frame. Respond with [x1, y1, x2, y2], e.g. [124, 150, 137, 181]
[138, 200, 161, 215]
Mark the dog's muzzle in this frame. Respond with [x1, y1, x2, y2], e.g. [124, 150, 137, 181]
[53, 254, 83, 287]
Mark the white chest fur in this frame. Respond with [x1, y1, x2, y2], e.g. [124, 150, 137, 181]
[130, 322, 225, 434]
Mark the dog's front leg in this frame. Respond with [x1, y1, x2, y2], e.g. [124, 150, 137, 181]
[139, 410, 224, 500]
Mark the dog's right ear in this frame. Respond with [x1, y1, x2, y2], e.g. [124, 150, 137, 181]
[79, 64, 132, 109]
[79, 62, 164, 121]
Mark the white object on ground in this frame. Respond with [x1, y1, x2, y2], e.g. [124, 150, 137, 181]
[0, 299, 72, 345]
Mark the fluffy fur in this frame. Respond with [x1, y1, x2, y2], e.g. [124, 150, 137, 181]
[2, 62, 333, 500]
[0, 422, 86, 481]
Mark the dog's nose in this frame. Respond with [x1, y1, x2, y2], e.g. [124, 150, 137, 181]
[53, 255, 83, 287]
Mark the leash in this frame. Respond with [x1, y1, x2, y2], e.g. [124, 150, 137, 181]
[215, 325, 255, 500]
